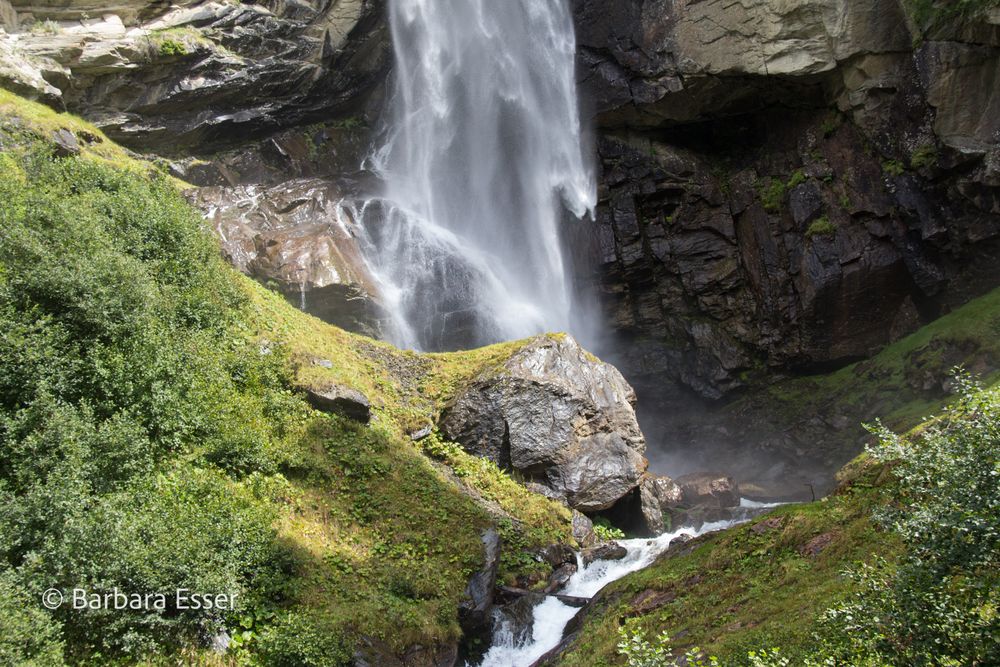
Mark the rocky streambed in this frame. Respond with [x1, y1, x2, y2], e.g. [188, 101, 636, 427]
[471, 498, 783, 667]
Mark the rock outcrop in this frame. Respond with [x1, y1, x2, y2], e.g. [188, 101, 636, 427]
[441, 335, 648, 513]
[1, 0, 388, 153]
[188, 178, 385, 337]
[305, 383, 371, 423]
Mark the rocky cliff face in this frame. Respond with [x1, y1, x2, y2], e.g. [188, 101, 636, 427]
[563, 0, 1000, 495]
[574, 0, 1000, 399]
[0, 0, 388, 153]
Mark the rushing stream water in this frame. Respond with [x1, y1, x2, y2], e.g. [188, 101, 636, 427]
[477, 500, 784, 667]
[359, 0, 595, 352]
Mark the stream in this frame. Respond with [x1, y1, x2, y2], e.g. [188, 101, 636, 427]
[477, 500, 784, 666]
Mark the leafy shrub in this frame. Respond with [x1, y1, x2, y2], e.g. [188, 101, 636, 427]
[0, 570, 65, 666]
[0, 143, 300, 661]
[593, 517, 626, 542]
[814, 375, 1000, 666]
[256, 611, 352, 667]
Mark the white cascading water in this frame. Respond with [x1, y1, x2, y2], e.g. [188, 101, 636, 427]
[477, 500, 785, 667]
[360, 0, 595, 351]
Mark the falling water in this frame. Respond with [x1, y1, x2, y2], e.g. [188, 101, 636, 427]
[361, 0, 595, 351]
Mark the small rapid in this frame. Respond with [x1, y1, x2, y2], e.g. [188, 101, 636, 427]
[476, 517, 745, 667]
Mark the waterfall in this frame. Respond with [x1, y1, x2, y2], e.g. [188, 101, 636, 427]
[361, 0, 595, 351]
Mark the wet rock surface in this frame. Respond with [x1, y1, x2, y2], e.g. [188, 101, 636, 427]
[2, 0, 389, 153]
[441, 335, 648, 513]
[580, 542, 627, 567]
[188, 178, 385, 338]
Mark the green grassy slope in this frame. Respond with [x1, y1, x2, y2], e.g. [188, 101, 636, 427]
[0, 90, 572, 666]
[552, 458, 900, 665]
[551, 284, 1000, 664]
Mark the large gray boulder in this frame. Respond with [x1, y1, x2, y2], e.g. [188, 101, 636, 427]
[441, 335, 647, 512]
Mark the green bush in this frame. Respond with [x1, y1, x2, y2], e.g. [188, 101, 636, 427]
[256, 611, 352, 667]
[0, 570, 65, 666]
[814, 375, 1000, 666]
[0, 144, 300, 661]
[593, 517, 626, 542]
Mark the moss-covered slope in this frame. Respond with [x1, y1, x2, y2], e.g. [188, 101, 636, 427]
[549, 458, 900, 665]
[0, 90, 571, 666]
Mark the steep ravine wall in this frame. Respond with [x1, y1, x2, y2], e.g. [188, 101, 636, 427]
[573, 0, 1000, 396]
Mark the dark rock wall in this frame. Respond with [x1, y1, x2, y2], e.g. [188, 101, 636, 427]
[571, 0, 1000, 403]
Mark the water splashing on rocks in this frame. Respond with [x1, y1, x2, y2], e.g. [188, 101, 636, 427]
[359, 0, 595, 351]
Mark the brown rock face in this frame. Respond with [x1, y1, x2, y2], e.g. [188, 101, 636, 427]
[188, 178, 385, 338]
